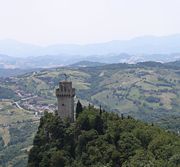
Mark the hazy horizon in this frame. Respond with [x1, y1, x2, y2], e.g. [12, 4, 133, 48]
[1, 33, 180, 46]
[0, 0, 180, 45]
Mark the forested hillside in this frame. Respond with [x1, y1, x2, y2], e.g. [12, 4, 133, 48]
[1, 62, 180, 166]
[28, 107, 180, 167]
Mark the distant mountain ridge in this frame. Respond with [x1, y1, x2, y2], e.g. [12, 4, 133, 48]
[1, 34, 180, 69]
[69, 61, 106, 68]
[1, 34, 180, 58]
[1, 52, 180, 69]
[1, 59, 180, 78]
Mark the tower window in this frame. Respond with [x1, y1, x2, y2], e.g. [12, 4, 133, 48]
[62, 104, 65, 106]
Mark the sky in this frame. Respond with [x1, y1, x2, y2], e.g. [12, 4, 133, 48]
[0, 0, 180, 45]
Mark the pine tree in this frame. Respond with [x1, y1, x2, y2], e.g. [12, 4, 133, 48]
[121, 114, 124, 120]
[100, 105, 102, 116]
[76, 100, 83, 118]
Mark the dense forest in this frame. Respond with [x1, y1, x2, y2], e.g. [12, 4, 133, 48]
[28, 106, 180, 167]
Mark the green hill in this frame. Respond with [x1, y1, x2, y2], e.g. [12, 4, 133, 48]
[1, 62, 180, 124]
[28, 107, 180, 167]
[0, 62, 180, 166]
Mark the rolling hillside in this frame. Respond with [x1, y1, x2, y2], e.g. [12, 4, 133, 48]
[1, 62, 180, 126]
[0, 62, 180, 166]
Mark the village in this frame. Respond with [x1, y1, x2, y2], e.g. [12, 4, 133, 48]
[0, 76, 56, 112]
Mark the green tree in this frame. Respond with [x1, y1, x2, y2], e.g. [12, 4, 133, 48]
[93, 115, 104, 134]
[122, 149, 163, 167]
[76, 100, 83, 118]
[50, 150, 68, 167]
[28, 107, 180, 167]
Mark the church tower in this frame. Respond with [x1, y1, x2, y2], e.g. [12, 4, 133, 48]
[56, 81, 75, 122]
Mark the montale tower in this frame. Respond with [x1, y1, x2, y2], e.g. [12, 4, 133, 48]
[56, 81, 75, 122]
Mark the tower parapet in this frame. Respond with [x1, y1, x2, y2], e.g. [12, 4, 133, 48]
[56, 81, 75, 122]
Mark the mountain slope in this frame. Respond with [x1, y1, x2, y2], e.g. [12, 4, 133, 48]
[0, 62, 180, 166]
[1, 62, 180, 124]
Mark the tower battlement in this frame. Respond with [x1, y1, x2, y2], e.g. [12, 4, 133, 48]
[56, 81, 75, 97]
[56, 81, 75, 122]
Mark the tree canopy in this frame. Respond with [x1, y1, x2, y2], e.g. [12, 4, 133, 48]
[75, 100, 83, 119]
[28, 107, 180, 167]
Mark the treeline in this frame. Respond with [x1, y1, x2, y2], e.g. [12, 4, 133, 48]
[28, 106, 180, 167]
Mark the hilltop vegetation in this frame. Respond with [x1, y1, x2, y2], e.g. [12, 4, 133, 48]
[28, 107, 180, 167]
[0, 62, 180, 166]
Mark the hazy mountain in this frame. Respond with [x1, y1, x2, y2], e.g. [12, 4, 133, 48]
[1, 34, 180, 69]
[0, 68, 41, 77]
[0, 39, 42, 57]
[69, 61, 106, 68]
[1, 34, 180, 58]
[1, 53, 180, 69]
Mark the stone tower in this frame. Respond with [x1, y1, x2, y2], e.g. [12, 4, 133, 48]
[56, 81, 75, 122]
